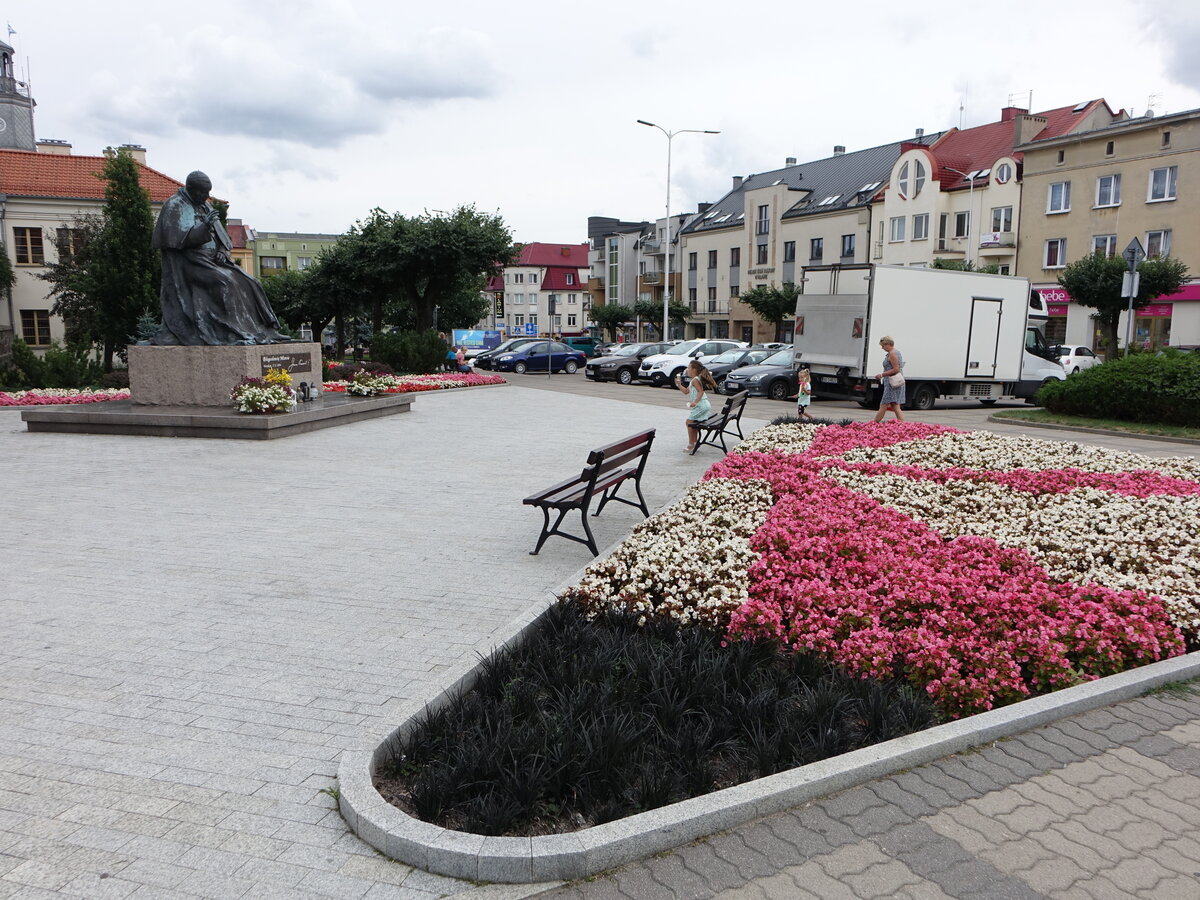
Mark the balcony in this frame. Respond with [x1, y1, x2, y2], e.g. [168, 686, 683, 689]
[978, 231, 1016, 257]
[641, 239, 663, 255]
[641, 271, 662, 284]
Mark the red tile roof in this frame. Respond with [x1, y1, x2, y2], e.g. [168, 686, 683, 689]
[516, 242, 589, 268]
[485, 275, 505, 292]
[226, 223, 251, 249]
[932, 101, 1113, 189]
[0, 149, 184, 203]
[538, 267, 585, 291]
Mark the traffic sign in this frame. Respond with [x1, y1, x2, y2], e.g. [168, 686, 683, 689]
[1122, 238, 1146, 270]
[525, 323, 537, 335]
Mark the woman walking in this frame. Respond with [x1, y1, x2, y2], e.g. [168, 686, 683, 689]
[675, 360, 716, 452]
[873, 336, 906, 422]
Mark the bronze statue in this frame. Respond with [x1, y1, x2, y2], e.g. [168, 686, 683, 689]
[149, 171, 290, 345]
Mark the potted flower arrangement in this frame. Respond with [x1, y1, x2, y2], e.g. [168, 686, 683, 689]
[230, 368, 296, 413]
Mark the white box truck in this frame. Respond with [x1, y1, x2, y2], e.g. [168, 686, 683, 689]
[793, 264, 1065, 410]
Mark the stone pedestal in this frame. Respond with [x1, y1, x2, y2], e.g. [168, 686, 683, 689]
[127, 342, 322, 407]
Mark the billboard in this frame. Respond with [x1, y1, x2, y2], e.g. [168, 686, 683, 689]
[452, 329, 503, 351]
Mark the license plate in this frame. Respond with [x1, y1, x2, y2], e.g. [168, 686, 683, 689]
[819, 376, 838, 384]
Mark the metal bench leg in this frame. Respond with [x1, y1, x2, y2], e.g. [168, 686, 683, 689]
[530, 507, 567, 555]
[633, 478, 650, 517]
[579, 507, 598, 556]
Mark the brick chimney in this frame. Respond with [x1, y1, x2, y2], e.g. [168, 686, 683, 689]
[1000, 106, 1028, 122]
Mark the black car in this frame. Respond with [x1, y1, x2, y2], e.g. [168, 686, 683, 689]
[474, 338, 539, 370]
[721, 347, 799, 400]
[683, 346, 777, 386]
[584, 342, 673, 384]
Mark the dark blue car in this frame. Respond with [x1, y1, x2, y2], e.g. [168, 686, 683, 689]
[492, 340, 587, 374]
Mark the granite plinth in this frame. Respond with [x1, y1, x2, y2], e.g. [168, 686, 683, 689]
[21, 392, 413, 440]
[127, 342, 322, 406]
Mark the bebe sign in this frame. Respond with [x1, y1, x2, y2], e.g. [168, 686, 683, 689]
[1038, 288, 1071, 304]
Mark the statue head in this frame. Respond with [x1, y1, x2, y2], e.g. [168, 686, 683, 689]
[184, 170, 213, 205]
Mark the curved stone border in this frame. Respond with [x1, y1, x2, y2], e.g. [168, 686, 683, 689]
[339, 612, 1200, 882]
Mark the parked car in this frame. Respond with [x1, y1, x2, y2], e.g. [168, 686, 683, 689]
[585, 342, 673, 384]
[561, 336, 601, 357]
[491, 341, 586, 374]
[683, 346, 778, 386]
[474, 337, 540, 370]
[1050, 344, 1103, 375]
[637, 340, 748, 386]
[722, 347, 800, 400]
[593, 342, 620, 356]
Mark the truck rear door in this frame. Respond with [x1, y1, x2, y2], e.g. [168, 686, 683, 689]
[965, 297, 1002, 378]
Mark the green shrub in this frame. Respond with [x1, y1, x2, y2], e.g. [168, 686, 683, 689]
[370, 330, 446, 374]
[98, 370, 130, 389]
[41, 343, 105, 389]
[1, 338, 46, 389]
[1038, 350, 1200, 427]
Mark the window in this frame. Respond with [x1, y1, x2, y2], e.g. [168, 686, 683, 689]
[529, 315, 537, 327]
[260, 256, 286, 270]
[729, 247, 740, 267]
[568, 293, 578, 304]
[1146, 230, 1172, 258]
[707, 249, 718, 268]
[730, 285, 740, 297]
[513, 273, 524, 283]
[953, 212, 969, 238]
[1162, 131, 1171, 148]
[995, 162, 1013, 184]
[567, 314, 577, 327]
[897, 160, 926, 199]
[1095, 174, 1121, 207]
[297, 256, 312, 269]
[911, 214, 929, 241]
[810, 238, 823, 261]
[1056, 149, 1065, 164]
[512, 293, 523, 304]
[688, 287, 697, 308]
[528, 292, 538, 305]
[55, 227, 86, 259]
[529, 273, 538, 284]
[688, 252, 697, 270]
[707, 286, 717, 313]
[608, 238, 619, 301]
[1047, 181, 1071, 213]
[20, 309, 50, 345]
[841, 234, 856, 258]
[1148, 166, 1177, 201]
[889, 216, 906, 242]
[998, 264, 1011, 275]
[13, 227, 44, 265]
[783, 241, 795, 262]
[1105, 141, 1115, 156]
[991, 206, 1013, 232]
[756, 244, 768, 264]
[756, 205, 769, 235]
[1092, 234, 1117, 257]
[514, 314, 524, 327]
[565, 273, 575, 285]
[1044, 238, 1067, 268]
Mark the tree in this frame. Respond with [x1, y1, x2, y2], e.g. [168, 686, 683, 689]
[261, 268, 313, 334]
[632, 299, 692, 339]
[1058, 252, 1189, 356]
[930, 258, 1001, 274]
[39, 149, 159, 370]
[588, 302, 633, 341]
[739, 283, 799, 341]
[302, 241, 369, 354]
[39, 215, 105, 347]
[337, 205, 514, 334]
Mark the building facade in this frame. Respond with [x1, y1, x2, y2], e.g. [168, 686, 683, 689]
[1017, 106, 1200, 350]
[251, 231, 340, 279]
[484, 242, 590, 337]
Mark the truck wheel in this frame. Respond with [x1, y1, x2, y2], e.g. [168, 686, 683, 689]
[617, 368, 634, 385]
[907, 384, 937, 411]
[768, 380, 791, 401]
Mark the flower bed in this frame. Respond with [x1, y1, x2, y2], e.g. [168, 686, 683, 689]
[323, 372, 504, 393]
[0, 388, 131, 406]
[562, 422, 1198, 718]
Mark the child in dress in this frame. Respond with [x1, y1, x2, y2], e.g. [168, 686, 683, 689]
[675, 360, 717, 452]
[796, 368, 813, 421]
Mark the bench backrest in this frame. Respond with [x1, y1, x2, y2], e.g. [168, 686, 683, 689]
[712, 390, 748, 423]
[586, 429, 655, 482]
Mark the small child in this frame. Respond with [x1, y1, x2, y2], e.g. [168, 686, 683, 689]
[796, 368, 813, 421]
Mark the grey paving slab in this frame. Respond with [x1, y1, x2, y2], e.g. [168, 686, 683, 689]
[5, 379, 1200, 898]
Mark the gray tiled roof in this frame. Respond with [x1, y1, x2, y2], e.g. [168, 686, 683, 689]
[681, 133, 944, 235]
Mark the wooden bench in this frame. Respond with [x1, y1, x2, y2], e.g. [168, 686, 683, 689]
[523, 429, 655, 556]
[691, 390, 749, 455]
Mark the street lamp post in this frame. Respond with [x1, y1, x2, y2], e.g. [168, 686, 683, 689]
[943, 167, 983, 267]
[637, 119, 719, 341]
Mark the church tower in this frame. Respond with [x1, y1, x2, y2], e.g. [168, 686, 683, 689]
[0, 39, 35, 151]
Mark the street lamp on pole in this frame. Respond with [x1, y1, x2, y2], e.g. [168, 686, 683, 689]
[942, 167, 983, 267]
[637, 119, 720, 341]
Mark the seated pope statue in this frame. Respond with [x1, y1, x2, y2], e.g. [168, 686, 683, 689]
[149, 171, 290, 346]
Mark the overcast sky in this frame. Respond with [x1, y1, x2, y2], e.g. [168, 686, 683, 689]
[11, 0, 1200, 243]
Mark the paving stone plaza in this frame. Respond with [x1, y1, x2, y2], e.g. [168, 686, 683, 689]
[2, 381, 1199, 899]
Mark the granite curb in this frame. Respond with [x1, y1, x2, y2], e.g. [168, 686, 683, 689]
[338, 562, 1200, 883]
[988, 412, 1200, 446]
